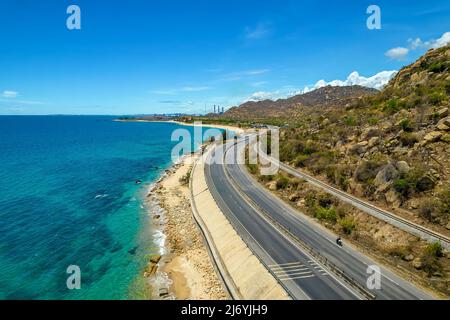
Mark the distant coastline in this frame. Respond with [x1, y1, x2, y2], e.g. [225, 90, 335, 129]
[114, 117, 244, 135]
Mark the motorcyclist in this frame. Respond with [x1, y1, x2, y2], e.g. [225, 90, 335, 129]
[336, 237, 343, 247]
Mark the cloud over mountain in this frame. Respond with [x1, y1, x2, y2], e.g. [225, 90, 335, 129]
[304, 70, 398, 92]
[246, 70, 397, 102]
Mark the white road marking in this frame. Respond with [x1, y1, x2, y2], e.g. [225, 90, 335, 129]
[271, 265, 307, 271]
[279, 275, 315, 281]
[269, 261, 316, 282]
[268, 262, 304, 267]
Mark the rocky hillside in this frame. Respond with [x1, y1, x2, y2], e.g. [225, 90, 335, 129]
[278, 45, 450, 232]
[223, 85, 378, 120]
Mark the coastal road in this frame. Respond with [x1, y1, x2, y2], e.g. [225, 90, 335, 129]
[205, 137, 433, 300]
[205, 141, 360, 300]
[253, 142, 450, 251]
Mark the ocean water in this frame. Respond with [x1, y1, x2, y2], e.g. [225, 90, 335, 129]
[0, 116, 219, 300]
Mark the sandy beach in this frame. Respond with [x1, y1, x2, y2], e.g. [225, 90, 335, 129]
[168, 120, 245, 135]
[145, 153, 227, 300]
[140, 120, 245, 299]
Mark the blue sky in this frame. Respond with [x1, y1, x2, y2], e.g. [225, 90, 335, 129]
[0, 0, 449, 115]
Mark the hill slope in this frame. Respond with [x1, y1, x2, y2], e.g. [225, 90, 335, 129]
[223, 85, 378, 120]
[277, 45, 449, 229]
[244, 45, 449, 296]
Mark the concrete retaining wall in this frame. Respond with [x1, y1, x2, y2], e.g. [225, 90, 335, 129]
[190, 147, 290, 300]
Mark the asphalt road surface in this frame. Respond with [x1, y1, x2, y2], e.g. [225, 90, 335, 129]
[204, 138, 433, 300]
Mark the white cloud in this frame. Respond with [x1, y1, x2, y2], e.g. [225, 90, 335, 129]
[306, 70, 398, 92]
[247, 91, 278, 101]
[408, 31, 450, 50]
[0, 98, 45, 105]
[245, 70, 397, 103]
[433, 32, 450, 48]
[181, 86, 211, 92]
[220, 69, 270, 82]
[251, 81, 268, 87]
[385, 47, 409, 60]
[2, 90, 18, 98]
[243, 69, 270, 76]
[409, 38, 424, 50]
[245, 23, 272, 40]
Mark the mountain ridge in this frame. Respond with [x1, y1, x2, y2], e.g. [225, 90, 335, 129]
[223, 85, 378, 120]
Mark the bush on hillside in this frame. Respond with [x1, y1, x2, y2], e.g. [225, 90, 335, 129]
[315, 206, 337, 224]
[339, 217, 356, 235]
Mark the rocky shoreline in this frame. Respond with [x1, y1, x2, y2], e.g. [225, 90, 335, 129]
[143, 154, 227, 300]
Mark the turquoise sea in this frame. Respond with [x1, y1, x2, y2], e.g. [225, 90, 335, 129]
[0, 116, 216, 299]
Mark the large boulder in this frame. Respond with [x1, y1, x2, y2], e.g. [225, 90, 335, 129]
[421, 131, 443, 145]
[267, 181, 277, 191]
[385, 190, 401, 208]
[368, 136, 380, 148]
[361, 127, 382, 140]
[349, 141, 369, 155]
[395, 161, 410, 175]
[412, 258, 423, 270]
[437, 107, 449, 118]
[403, 254, 415, 262]
[437, 117, 450, 131]
[374, 163, 399, 187]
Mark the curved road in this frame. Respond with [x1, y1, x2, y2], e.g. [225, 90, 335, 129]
[205, 138, 433, 300]
[254, 142, 450, 250]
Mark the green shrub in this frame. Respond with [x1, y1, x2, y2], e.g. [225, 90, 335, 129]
[259, 174, 274, 182]
[344, 116, 357, 126]
[304, 192, 317, 210]
[399, 132, 418, 147]
[437, 186, 450, 214]
[393, 179, 410, 197]
[383, 99, 400, 114]
[303, 142, 318, 155]
[247, 163, 258, 175]
[293, 154, 310, 168]
[428, 92, 446, 106]
[394, 167, 428, 197]
[315, 206, 337, 224]
[317, 193, 333, 208]
[368, 117, 379, 125]
[420, 242, 444, 276]
[399, 118, 413, 132]
[425, 242, 444, 258]
[288, 178, 304, 189]
[428, 61, 449, 73]
[354, 161, 385, 183]
[339, 217, 356, 235]
[445, 81, 450, 95]
[276, 175, 289, 189]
